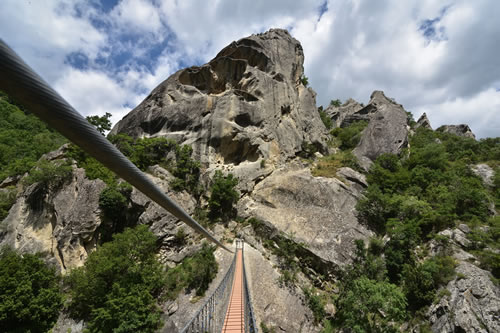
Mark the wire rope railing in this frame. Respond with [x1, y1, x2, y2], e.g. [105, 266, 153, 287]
[180, 253, 237, 333]
[241, 244, 258, 333]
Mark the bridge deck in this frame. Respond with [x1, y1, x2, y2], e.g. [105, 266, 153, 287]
[222, 249, 244, 333]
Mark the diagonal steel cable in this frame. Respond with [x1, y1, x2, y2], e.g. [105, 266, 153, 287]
[0, 39, 231, 252]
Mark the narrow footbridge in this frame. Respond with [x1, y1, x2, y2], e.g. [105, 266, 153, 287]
[181, 240, 257, 333]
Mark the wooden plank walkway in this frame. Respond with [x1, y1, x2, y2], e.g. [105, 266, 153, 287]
[222, 249, 244, 333]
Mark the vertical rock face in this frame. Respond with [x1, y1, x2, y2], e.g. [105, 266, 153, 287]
[437, 124, 476, 139]
[353, 91, 410, 171]
[111, 29, 328, 190]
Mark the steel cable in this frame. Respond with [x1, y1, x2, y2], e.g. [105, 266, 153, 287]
[0, 39, 231, 252]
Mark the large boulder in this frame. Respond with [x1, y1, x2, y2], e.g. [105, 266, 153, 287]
[353, 91, 410, 171]
[111, 29, 328, 190]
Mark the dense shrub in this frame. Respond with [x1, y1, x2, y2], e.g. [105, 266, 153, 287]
[330, 120, 368, 150]
[164, 243, 218, 299]
[22, 158, 73, 190]
[0, 91, 67, 183]
[330, 99, 342, 107]
[335, 277, 407, 333]
[98, 182, 133, 242]
[66, 225, 165, 333]
[0, 247, 63, 333]
[208, 170, 239, 220]
[318, 106, 333, 129]
[0, 186, 16, 221]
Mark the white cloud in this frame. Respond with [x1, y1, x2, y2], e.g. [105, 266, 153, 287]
[0, 0, 498, 138]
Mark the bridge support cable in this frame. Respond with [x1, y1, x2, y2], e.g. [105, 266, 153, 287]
[0, 39, 230, 252]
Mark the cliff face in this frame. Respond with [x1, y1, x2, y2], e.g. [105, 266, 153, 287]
[111, 29, 328, 192]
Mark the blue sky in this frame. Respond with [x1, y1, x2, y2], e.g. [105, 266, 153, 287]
[1, 0, 499, 138]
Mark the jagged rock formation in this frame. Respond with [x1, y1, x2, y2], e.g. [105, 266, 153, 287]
[352, 91, 410, 171]
[416, 112, 432, 129]
[0, 146, 106, 273]
[111, 29, 328, 192]
[438, 124, 476, 139]
[324, 98, 363, 128]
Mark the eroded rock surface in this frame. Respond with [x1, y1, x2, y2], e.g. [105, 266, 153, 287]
[237, 161, 373, 270]
[438, 124, 476, 139]
[324, 98, 364, 128]
[111, 29, 328, 190]
[428, 260, 500, 333]
[353, 91, 409, 171]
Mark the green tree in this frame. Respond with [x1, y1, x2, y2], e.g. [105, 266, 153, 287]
[301, 75, 309, 86]
[66, 225, 165, 332]
[330, 99, 342, 107]
[336, 277, 407, 333]
[0, 247, 63, 333]
[86, 113, 112, 135]
[208, 170, 239, 220]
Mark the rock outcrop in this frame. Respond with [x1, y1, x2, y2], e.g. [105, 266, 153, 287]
[237, 161, 373, 270]
[416, 112, 432, 129]
[324, 98, 363, 128]
[111, 29, 328, 191]
[353, 91, 409, 171]
[438, 124, 476, 139]
[428, 260, 500, 333]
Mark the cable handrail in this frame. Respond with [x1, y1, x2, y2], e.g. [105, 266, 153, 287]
[242, 247, 258, 333]
[180, 251, 237, 333]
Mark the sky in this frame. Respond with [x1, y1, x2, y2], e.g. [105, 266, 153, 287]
[1, 0, 499, 138]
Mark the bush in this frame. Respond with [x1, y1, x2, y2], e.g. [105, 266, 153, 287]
[318, 107, 333, 129]
[22, 159, 72, 190]
[335, 277, 407, 332]
[330, 99, 342, 107]
[208, 170, 239, 220]
[164, 243, 218, 299]
[86, 113, 112, 135]
[0, 91, 67, 183]
[301, 75, 309, 86]
[98, 183, 133, 242]
[171, 145, 201, 194]
[330, 121, 368, 150]
[312, 151, 361, 178]
[0, 186, 17, 221]
[66, 225, 165, 332]
[303, 287, 326, 323]
[0, 247, 63, 333]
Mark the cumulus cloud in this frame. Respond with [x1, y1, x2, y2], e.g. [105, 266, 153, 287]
[0, 0, 498, 138]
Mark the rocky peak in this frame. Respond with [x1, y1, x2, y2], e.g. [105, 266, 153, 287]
[352, 91, 410, 171]
[324, 98, 363, 128]
[438, 124, 476, 139]
[416, 112, 432, 129]
[111, 29, 328, 191]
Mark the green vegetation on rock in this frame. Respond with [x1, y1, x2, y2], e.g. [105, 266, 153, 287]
[208, 170, 239, 220]
[0, 91, 67, 184]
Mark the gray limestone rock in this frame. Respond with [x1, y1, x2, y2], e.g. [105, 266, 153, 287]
[324, 98, 364, 128]
[427, 261, 500, 333]
[0, 164, 106, 273]
[353, 91, 410, 171]
[237, 161, 373, 271]
[471, 163, 495, 187]
[438, 124, 476, 139]
[416, 112, 432, 129]
[110, 29, 329, 189]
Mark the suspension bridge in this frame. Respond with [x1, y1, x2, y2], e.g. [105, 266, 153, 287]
[181, 240, 257, 333]
[0, 40, 258, 333]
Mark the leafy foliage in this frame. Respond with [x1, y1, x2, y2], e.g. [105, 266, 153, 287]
[0, 186, 17, 221]
[86, 113, 112, 135]
[330, 99, 342, 107]
[98, 182, 133, 242]
[318, 106, 333, 129]
[66, 225, 165, 333]
[330, 120, 368, 150]
[0, 91, 67, 183]
[301, 75, 309, 86]
[164, 243, 218, 299]
[0, 247, 63, 333]
[208, 170, 239, 220]
[22, 158, 73, 190]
